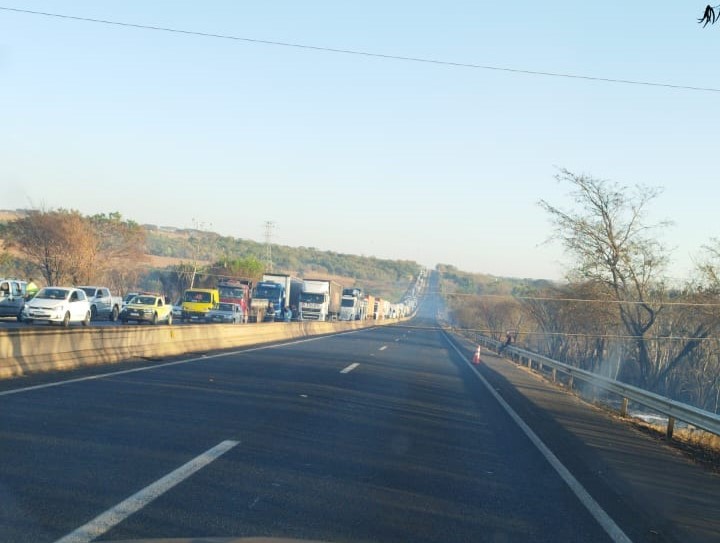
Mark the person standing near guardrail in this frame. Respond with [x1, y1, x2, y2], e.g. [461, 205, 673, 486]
[499, 331, 512, 354]
[284, 306, 292, 322]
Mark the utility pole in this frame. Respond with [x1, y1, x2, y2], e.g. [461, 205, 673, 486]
[264, 221, 275, 272]
[189, 218, 211, 288]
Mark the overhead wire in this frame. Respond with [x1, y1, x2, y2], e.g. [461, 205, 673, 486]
[444, 326, 720, 343]
[1, 6, 719, 93]
[437, 291, 720, 308]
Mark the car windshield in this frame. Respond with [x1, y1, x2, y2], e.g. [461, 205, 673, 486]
[35, 288, 69, 300]
[79, 287, 96, 297]
[216, 303, 234, 312]
[133, 296, 156, 305]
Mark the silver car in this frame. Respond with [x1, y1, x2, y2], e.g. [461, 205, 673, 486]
[205, 302, 243, 324]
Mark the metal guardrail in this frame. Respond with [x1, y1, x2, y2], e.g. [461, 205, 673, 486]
[472, 334, 720, 440]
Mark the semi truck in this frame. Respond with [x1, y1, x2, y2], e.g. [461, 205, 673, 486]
[298, 278, 342, 321]
[339, 287, 363, 321]
[251, 281, 284, 322]
[218, 279, 251, 322]
[259, 273, 303, 319]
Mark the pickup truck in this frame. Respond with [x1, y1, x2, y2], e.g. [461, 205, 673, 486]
[76, 285, 122, 321]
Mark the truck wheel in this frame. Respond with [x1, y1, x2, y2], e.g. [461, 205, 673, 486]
[166, 313, 173, 325]
[110, 306, 119, 322]
[90, 305, 97, 320]
[151, 313, 158, 325]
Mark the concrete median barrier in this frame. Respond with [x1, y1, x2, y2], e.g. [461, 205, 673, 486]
[0, 319, 398, 379]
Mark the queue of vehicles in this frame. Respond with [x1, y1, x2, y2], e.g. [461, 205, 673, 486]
[0, 269, 425, 327]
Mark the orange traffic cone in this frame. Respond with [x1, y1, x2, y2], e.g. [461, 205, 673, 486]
[472, 345, 481, 365]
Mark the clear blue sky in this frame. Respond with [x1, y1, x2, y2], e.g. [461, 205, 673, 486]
[2, 1, 718, 281]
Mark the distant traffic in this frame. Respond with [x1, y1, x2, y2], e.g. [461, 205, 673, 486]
[0, 271, 425, 328]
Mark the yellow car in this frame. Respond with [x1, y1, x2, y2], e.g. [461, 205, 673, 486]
[120, 294, 173, 325]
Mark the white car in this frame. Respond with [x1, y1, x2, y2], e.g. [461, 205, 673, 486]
[23, 287, 92, 327]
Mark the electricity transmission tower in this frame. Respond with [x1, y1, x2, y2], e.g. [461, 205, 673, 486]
[264, 221, 275, 272]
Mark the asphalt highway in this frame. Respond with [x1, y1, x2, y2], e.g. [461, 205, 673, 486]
[1, 296, 718, 542]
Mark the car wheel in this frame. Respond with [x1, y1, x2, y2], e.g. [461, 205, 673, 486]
[62, 312, 70, 327]
[151, 313, 158, 325]
[110, 306, 119, 322]
[24, 318, 33, 324]
[166, 313, 173, 325]
[82, 311, 91, 326]
[90, 305, 97, 320]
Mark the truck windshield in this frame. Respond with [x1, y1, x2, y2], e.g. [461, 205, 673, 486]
[300, 293, 324, 303]
[254, 286, 280, 298]
[218, 286, 244, 299]
[341, 298, 356, 307]
[79, 287, 96, 297]
[184, 291, 211, 303]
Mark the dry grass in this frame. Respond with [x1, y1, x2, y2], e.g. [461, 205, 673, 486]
[622, 418, 720, 473]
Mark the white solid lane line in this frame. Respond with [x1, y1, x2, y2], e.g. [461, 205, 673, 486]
[340, 363, 360, 374]
[54, 440, 240, 543]
[442, 332, 632, 543]
[0, 329, 368, 398]
[378, 345, 387, 351]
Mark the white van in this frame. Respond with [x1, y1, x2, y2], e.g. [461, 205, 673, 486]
[0, 279, 28, 321]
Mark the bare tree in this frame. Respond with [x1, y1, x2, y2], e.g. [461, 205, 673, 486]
[538, 170, 704, 388]
[521, 282, 619, 374]
[4, 210, 98, 285]
[3, 209, 148, 289]
[88, 212, 147, 290]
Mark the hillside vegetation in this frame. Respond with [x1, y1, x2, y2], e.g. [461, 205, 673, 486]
[0, 210, 419, 301]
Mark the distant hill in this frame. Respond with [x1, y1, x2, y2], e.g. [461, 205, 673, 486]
[0, 210, 420, 300]
[1, 210, 553, 301]
[436, 263, 556, 295]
